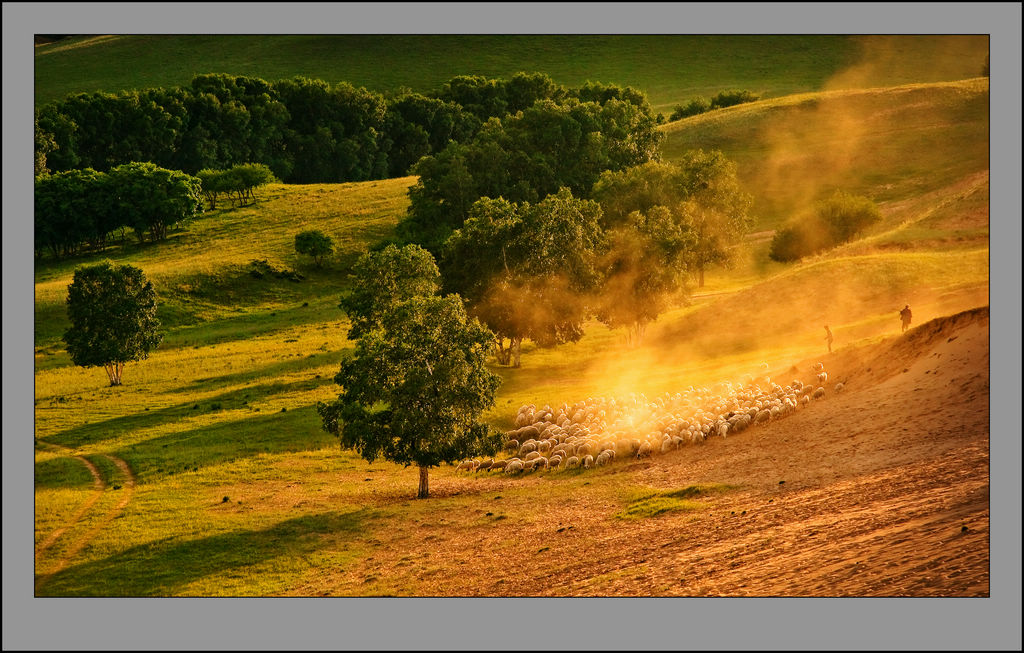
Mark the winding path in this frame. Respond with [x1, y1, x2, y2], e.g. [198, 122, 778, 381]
[34, 441, 137, 594]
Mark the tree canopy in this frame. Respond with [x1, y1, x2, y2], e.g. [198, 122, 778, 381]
[339, 244, 442, 341]
[63, 261, 163, 386]
[441, 188, 605, 366]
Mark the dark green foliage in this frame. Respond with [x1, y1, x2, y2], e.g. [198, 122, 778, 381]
[35, 115, 57, 176]
[107, 162, 203, 243]
[63, 261, 163, 386]
[35, 169, 117, 258]
[709, 89, 760, 109]
[768, 191, 882, 262]
[399, 88, 663, 251]
[319, 249, 501, 498]
[36, 71, 660, 190]
[669, 97, 711, 121]
[35, 163, 200, 258]
[294, 230, 334, 267]
[339, 244, 442, 341]
[441, 188, 605, 366]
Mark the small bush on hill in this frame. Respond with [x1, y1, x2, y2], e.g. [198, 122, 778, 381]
[710, 89, 760, 109]
[295, 230, 334, 267]
[769, 191, 882, 262]
[669, 97, 711, 121]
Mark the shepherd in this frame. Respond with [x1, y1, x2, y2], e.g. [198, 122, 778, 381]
[824, 325, 834, 353]
[900, 305, 913, 332]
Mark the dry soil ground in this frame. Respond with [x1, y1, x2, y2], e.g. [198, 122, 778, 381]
[292, 306, 990, 597]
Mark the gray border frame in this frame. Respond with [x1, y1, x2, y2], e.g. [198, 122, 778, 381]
[5, 3, 1021, 651]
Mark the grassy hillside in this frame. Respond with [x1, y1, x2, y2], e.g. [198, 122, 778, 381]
[33, 76, 989, 596]
[34, 34, 988, 113]
[660, 78, 990, 230]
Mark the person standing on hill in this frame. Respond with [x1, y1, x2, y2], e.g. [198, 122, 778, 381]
[900, 305, 913, 332]
[824, 325, 834, 353]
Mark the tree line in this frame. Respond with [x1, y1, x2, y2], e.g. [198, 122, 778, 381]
[35, 162, 203, 259]
[34, 72, 660, 186]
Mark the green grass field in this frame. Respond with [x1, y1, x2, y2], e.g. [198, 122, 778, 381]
[35, 34, 988, 114]
[33, 70, 989, 596]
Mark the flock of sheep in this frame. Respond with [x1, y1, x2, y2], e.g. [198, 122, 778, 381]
[454, 362, 840, 475]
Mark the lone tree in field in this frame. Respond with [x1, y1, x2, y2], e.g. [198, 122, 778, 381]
[319, 246, 501, 498]
[294, 229, 334, 267]
[63, 262, 163, 386]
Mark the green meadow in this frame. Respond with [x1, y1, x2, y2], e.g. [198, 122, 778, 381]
[35, 34, 988, 114]
[33, 40, 989, 596]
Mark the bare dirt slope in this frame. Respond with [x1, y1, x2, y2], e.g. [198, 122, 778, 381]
[296, 306, 990, 597]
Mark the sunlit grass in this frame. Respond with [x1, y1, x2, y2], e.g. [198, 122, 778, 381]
[33, 73, 990, 596]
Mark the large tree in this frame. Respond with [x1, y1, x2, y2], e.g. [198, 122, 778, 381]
[595, 206, 695, 345]
[318, 293, 501, 499]
[63, 262, 163, 386]
[441, 188, 604, 367]
[593, 151, 753, 287]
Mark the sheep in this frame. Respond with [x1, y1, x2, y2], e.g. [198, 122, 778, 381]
[754, 409, 771, 424]
[812, 386, 826, 399]
[475, 458, 494, 473]
[637, 442, 653, 459]
[533, 456, 549, 471]
[582, 455, 594, 469]
[455, 459, 476, 472]
[518, 441, 538, 457]
[801, 394, 810, 407]
[523, 459, 537, 472]
[817, 371, 828, 384]
[834, 382, 845, 393]
[813, 362, 824, 372]
[505, 460, 524, 475]
[504, 439, 519, 453]
[489, 460, 509, 473]
[524, 451, 542, 462]
[566, 456, 580, 469]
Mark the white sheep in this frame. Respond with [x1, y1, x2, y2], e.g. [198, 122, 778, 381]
[834, 382, 845, 393]
[505, 460, 524, 474]
[812, 386, 826, 399]
[582, 455, 594, 469]
[817, 371, 828, 384]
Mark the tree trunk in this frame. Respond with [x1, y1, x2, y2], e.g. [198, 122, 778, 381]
[417, 465, 429, 499]
[698, 265, 705, 288]
[495, 338, 511, 366]
[512, 337, 522, 368]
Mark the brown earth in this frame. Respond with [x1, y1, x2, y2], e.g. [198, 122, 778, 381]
[287, 306, 989, 597]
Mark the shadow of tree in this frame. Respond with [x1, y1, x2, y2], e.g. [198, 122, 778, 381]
[42, 377, 332, 454]
[108, 404, 338, 485]
[36, 509, 373, 596]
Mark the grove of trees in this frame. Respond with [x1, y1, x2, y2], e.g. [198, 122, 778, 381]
[35, 163, 203, 258]
[437, 151, 754, 363]
[35, 72, 662, 192]
[63, 261, 163, 386]
[319, 245, 501, 498]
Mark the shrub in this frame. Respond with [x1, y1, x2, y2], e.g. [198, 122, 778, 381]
[669, 97, 711, 121]
[294, 230, 334, 267]
[769, 191, 881, 262]
[710, 89, 760, 110]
